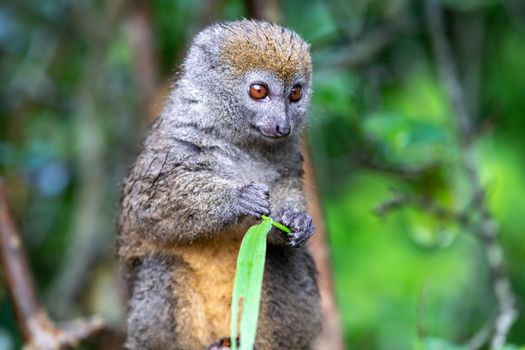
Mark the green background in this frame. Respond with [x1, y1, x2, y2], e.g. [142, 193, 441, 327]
[1, 1, 524, 349]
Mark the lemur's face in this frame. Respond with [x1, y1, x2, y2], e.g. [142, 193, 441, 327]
[240, 70, 310, 141]
[186, 21, 312, 143]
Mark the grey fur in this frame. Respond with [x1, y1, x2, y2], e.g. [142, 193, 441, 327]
[118, 20, 321, 350]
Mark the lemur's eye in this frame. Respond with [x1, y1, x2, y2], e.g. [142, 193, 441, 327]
[290, 85, 302, 102]
[249, 84, 268, 100]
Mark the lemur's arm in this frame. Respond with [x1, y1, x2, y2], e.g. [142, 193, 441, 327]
[118, 145, 270, 245]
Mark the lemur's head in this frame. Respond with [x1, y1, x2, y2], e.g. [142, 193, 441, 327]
[179, 20, 312, 144]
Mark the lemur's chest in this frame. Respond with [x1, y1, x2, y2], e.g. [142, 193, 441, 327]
[168, 225, 249, 346]
[215, 148, 282, 184]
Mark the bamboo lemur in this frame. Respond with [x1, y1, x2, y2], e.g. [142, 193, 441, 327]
[117, 20, 321, 350]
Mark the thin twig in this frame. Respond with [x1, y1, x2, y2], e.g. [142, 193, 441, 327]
[357, 154, 439, 181]
[313, 7, 412, 69]
[374, 193, 467, 225]
[424, 0, 517, 348]
[465, 318, 493, 350]
[0, 179, 104, 350]
[245, 0, 281, 23]
[424, 0, 472, 139]
[333, 19, 407, 69]
[128, 0, 160, 122]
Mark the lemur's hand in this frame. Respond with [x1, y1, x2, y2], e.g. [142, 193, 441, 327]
[274, 209, 315, 248]
[235, 182, 270, 219]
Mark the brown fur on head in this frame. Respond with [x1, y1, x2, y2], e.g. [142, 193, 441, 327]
[219, 20, 312, 84]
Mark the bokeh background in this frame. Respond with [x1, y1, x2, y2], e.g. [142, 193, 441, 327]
[1, 1, 525, 349]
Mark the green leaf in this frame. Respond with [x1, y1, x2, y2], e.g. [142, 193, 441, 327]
[261, 215, 291, 234]
[230, 217, 273, 350]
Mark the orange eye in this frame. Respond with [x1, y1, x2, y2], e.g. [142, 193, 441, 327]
[290, 85, 302, 102]
[249, 84, 268, 99]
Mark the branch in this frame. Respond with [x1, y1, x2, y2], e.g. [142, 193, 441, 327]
[356, 154, 439, 181]
[465, 318, 492, 350]
[374, 193, 467, 225]
[128, 0, 160, 122]
[313, 13, 411, 70]
[424, 1, 517, 348]
[0, 179, 104, 350]
[304, 144, 345, 350]
[334, 19, 406, 69]
[245, 0, 281, 23]
[471, 190, 517, 349]
[424, 0, 472, 140]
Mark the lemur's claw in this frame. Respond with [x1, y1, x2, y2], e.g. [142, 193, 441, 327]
[236, 182, 271, 219]
[276, 209, 315, 247]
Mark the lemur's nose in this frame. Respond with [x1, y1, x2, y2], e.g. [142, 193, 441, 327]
[276, 124, 291, 136]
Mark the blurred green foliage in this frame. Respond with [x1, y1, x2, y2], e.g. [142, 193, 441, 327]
[1, 0, 525, 349]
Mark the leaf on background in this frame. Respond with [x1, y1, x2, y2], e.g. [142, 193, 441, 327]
[362, 112, 451, 166]
[230, 217, 273, 350]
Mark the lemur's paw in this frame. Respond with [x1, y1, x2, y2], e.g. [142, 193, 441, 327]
[276, 209, 315, 247]
[207, 337, 240, 350]
[236, 182, 270, 219]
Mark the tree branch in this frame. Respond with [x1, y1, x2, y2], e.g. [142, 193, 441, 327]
[245, 0, 281, 23]
[424, 0, 517, 348]
[0, 179, 104, 350]
[356, 154, 440, 181]
[425, 0, 472, 140]
[304, 145, 345, 350]
[374, 193, 467, 225]
[333, 19, 406, 69]
[128, 0, 160, 123]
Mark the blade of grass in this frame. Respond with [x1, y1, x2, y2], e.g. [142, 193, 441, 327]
[230, 217, 272, 350]
[261, 215, 291, 234]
